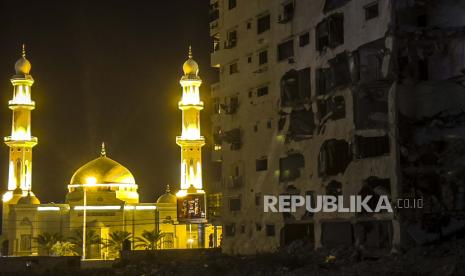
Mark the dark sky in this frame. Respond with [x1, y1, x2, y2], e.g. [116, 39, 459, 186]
[0, 0, 216, 203]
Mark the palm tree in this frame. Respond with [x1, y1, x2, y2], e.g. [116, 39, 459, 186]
[68, 229, 102, 256]
[34, 233, 63, 255]
[135, 229, 165, 250]
[51, 241, 78, 256]
[103, 231, 132, 257]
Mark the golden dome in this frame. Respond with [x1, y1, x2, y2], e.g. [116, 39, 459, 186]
[182, 46, 199, 77]
[17, 192, 40, 205]
[157, 185, 177, 204]
[70, 144, 135, 185]
[14, 44, 31, 75]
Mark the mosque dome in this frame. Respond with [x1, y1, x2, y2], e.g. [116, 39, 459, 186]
[157, 185, 177, 204]
[70, 143, 136, 185]
[182, 46, 199, 77]
[14, 45, 31, 75]
[15, 57, 31, 75]
[17, 192, 40, 205]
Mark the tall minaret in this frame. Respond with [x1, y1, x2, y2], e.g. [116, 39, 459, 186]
[4, 45, 38, 196]
[176, 46, 205, 193]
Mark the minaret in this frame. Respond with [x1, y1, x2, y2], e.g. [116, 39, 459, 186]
[4, 45, 38, 199]
[176, 46, 205, 193]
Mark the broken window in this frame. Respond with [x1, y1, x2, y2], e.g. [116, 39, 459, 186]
[352, 39, 386, 83]
[228, 0, 236, 10]
[257, 86, 268, 97]
[359, 177, 391, 213]
[221, 95, 239, 114]
[281, 223, 314, 246]
[279, 153, 305, 182]
[288, 108, 315, 140]
[321, 221, 353, 248]
[209, 2, 219, 22]
[326, 180, 342, 197]
[318, 96, 346, 122]
[213, 97, 221, 114]
[316, 53, 351, 95]
[364, 2, 379, 20]
[316, 13, 344, 51]
[225, 223, 236, 236]
[223, 128, 242, 150]
[353, 82, 389, 129]
[257, 14, 270, 34]
[226, 161, 244, 188]
[266, 224, 276, 236]
[318, 139, 351, 176]
[323, 0, 350, 13]
[229, 198, 241, 211]
[278, 40, 294, 61]
[229, 62, 238, 74]
[299, 32, 310, 47]
[354, 135, 389, 159]
[355, 220, 392, 249]
[213, 127, 223, 147]
[279, 1, 294, 23]
[256, 158, 268, 171]
[259, 50, 268, 65]
[328, 53, 351, 88]
[280, 68, 311, 108]
[225, 30, 237, 48]
[332, 96, 345, 119]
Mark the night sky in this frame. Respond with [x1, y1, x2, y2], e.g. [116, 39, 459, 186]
[0, 0, 216, 203]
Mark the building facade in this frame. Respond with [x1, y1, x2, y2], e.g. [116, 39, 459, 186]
[209, 0, 465, 254]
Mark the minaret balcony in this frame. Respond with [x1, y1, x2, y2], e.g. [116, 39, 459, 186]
[8, 100, 35, 109]
[178, 101, 204, 110]
[4, 136, 38, 147]
[176, 136, 205, 146]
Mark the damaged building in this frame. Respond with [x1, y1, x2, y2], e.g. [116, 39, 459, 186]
[209, 0, 465, 254]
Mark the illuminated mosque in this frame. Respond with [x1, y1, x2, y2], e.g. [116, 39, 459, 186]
[0, 46, 220, 258]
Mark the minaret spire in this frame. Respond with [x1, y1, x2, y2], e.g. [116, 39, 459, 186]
[4, 46, 37, 194]
[101, 142, 106, 156]
[176, 46, 204, 191]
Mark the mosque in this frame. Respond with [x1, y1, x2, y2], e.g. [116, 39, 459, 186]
[0, 46, 221, 258]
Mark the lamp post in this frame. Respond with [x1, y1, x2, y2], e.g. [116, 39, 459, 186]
[82, 176, 96, 260]
[82, 185, 87, 260]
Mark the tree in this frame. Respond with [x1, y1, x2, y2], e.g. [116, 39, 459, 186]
[51, 241, 78, 256]
[103, 231, 132, 258]
[34, 233, 63, 255]
[68, 229, 102, 256]
[135, 229, 165, 250]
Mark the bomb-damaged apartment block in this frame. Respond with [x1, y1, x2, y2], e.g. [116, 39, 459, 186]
[209, 0, 465, 254]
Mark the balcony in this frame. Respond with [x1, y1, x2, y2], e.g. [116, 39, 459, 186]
[226, 175, 243, 188]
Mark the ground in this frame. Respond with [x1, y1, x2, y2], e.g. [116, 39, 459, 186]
[4, 238, 465, 276]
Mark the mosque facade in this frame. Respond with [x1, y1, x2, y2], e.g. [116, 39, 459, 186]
[0, 47, 221, 258]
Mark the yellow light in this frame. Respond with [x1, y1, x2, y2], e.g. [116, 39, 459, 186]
[68, 183, 137, 188]
[214, 145, 222, 151]
[11, 129, 30, 140]
[37, 206, 60, 211]
[176, 190, 187, 197]
[2, 191, 13, 202]
[74, 206, 121, 210]
[85, 176, 97, 185]
[135, 206, 156, 210]
[187, 238, 194, 244]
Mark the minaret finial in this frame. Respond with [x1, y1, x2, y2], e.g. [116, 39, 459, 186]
[22, 44, 26, 58]
[188, 46, 193, 59]
[166, 184, 171, 193]
[101, 142, 106, 156]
